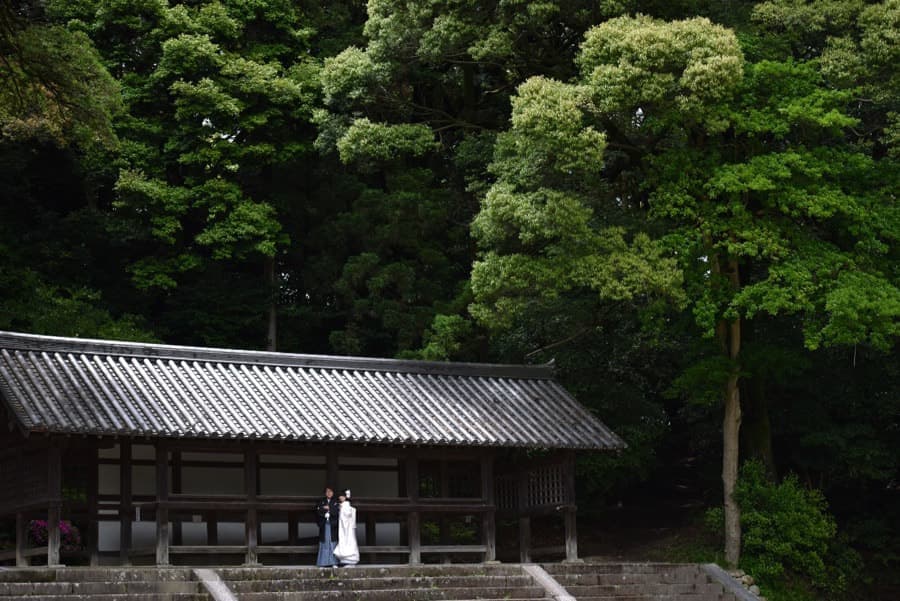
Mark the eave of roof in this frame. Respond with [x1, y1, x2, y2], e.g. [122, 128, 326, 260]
[0, 331, 554, 379]
[0, 330, 626, 450]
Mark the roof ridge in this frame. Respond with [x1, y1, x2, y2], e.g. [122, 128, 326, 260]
[0, 330, 555, 380]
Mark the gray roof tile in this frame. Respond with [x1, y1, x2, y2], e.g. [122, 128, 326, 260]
[0, 331, 625, 450]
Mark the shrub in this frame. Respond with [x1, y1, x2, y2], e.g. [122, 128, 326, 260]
[735, 460, 836, 583]
[27, 520, 82, 553]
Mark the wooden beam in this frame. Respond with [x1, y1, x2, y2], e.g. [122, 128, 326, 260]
[1, 544, 47, 562]
[120, 441, 132, 565]
[170, 545, 247, 554]
[244, 448, 259, 565]
[421, 544, 487, 553]
[47, 445, 62, 567]
[481, 454, 497, 562]
[155, 442, 169, 566]
[122, 497, 493, 513]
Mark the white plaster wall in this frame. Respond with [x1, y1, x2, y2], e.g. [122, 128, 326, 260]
[98, 521, 167, 552]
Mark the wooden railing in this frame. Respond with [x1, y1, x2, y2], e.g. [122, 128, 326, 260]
[117, 494, 492, 564]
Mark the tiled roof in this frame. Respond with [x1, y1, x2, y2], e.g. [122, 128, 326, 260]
[0, 331, 625, 450]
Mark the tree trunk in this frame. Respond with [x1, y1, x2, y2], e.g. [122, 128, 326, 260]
[265, 256, 277, 351]
[715, 258, 742, 567]
[722, 348, 741, 567]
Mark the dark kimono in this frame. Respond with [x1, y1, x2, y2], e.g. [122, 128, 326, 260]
[315, 496, 339, 566]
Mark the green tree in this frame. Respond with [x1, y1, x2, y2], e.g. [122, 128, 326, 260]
[471, 14, 899, 565]
[1, 1, 120, 147]
[48, 0, 322, 348]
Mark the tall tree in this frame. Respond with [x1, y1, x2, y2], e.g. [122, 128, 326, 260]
[470, 14, 899, 565]
[48, 0, 322, 348]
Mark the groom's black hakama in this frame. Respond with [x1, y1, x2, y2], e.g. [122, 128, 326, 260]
[315, 496, 339, 566]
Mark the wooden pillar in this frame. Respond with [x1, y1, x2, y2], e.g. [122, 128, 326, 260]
[439, 460, 450, 563]
[15, 512, 27, 567]
[207, 512, 218, 546]
[244, 448, 259, 565]
[87, 446, 99, 566]
[564, 510, 578, 562]
[481, 454, 497, 562]
[406, 452, 420, 565]
[47, 445, 62, 567]
[172, 451, 183, 545]
[518, 516, 531, 563]
[119, 441, 132, 565]
[364, 513, 375, 544]
[47, 504, 61, 566]
[155, 442, 169, 566]
[287, 511, 298, 564]
[563, 452, 579, 563]
[518, 468, 531, 563]
[15, 448, 27, 567]
[408, 512, 421, 565]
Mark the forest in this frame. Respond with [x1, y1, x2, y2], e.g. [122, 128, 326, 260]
[0, 0, 898, 598]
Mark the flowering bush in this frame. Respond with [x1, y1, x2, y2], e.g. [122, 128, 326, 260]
[27, 520, 82, 552]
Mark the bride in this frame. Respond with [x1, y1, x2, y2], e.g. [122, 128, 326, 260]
[333, 490, 359, 566]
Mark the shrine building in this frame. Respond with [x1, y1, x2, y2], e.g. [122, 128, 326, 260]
[0, 330, 624, 567]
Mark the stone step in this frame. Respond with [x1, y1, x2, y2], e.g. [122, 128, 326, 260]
[0, 569, 198, 583]
[231, 586, 548, 601]
[216, 565, 524, 580]
[0, 581, 203, 595]
[564, 583, 728, 596]
[552, 573, 713, 586]
[0, 594, 209, 601]
[225, 574, 535, 592]
[543, 563, 701, 575]
[576, 593, 735, 601]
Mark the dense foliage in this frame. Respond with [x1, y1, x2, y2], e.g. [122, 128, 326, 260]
[708, 460, 861, 599]
[1, 0, 897, 597]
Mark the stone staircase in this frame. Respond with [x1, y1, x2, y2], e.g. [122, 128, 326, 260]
[0, 567, 210, 601]
[543, 563, 744, 601]
[215, 565, 550, 600]
[0, 563, 756, 601]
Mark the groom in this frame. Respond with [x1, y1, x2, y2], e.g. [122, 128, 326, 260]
[315, 486, 340, 566]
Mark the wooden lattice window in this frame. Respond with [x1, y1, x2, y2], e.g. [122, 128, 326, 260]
[527, 465, 566, 507]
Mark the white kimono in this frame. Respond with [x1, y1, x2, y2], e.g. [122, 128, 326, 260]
[333, 500, 359, 565]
